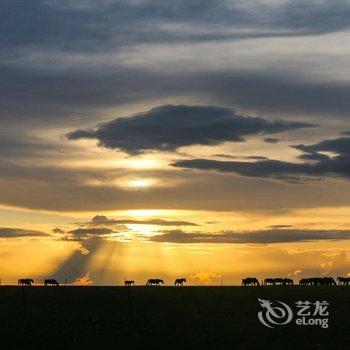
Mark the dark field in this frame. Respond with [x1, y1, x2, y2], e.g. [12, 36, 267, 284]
[0, 286, 349, 349]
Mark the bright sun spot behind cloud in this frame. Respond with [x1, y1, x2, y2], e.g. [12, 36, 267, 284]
[127, 178, 157, 189]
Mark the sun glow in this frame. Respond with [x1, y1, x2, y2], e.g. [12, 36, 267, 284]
[128, 178, 156, 188]
[128, 224, 157, 236]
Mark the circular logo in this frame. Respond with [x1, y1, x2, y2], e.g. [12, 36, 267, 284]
[258, 298, 293, 328]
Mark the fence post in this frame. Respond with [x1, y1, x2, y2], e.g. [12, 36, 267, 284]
[127, 285, 134, 323]
[22, 286, 27, 313]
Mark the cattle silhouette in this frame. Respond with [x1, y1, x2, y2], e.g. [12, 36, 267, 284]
[175, 278, 186, 286]
[337, 277, 350, 285]
[146, 278, 164, 286]
[44, 279, 59, 286]
[124, 280, 134, 286]
[18, 278, 34, 286]
[242, 277, 260, 286]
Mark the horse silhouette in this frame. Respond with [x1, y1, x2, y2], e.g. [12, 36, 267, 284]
[264, 277, 293, 286]
[299, 278, 309, 285]
[337, 277, 350, 286]
[264, 278, 274, 286]
[299, 277, 336, 286]
[18, 278, 34, 286]
[310, 277, 322, 286]
[321, 277, 336, 286]
[242, 277, 260, 286]
[175, 278, 186, 286]
[283, 278, 293, 286]
[312, 277, 335, 286]
[273, 278, 284, 285]
[146, 278, 164, 286]
[303, 277, 321, 286]
[337, 276, 350, 285]
[124, 280, 134, 286]
[44, 279, 59, 286]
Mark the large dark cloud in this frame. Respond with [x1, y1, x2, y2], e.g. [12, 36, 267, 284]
[0, 227, 48, 238]
[150, 228, 350, 244]
[2, 1, 350, 126]
[36, 69, 350, 117]
[67, 105, 313, 154]
[173, 136, 350, 182]
[3, 0, 350, 54]
[2, 65, 349, 129]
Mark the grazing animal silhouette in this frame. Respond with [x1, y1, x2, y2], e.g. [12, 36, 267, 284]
[283, 278, 293, 286]
[337, 277, 350, 285]
[264, 277, 293, 286]
[146, 278, 164, 286]
[124, 280, 134, 286]
[175, 278, 187, 286]
[18, 278, 34, 286]
[299, 278, 309, 285]
[321, 277, 336, 286]
[309, 277, 322, 286]
[242, 277, 260, 286]
[44, 279, 59, 286]
[264, 278, 274, 286]
[299, 277, 336, 286]
[273, 278, 284, 285]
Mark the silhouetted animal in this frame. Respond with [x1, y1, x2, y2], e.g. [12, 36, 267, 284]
[146, 278, 164, 286]
[18, 278, 34, 286]
[321, 277, 336, 286]
[242, 277, 260, 286]
[125, 280, 134, 286]
[283, 278, 293, 286]
[299, 277, 335, 286]
[44, 279, 59, 286]
[300, 278, 320, 286]
[308, 277, 321, 286]
[175, 278, 186, 286]
[299, 278, 309, 285]
[264, 278, 274, 286]
[337, 277, 350, 285]
[273, 278, 284, 285]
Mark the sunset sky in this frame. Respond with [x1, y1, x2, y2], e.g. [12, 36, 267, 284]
[2, 0, 350, 285]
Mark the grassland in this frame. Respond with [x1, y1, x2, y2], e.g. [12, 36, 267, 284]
[0, 286, 349, 349]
